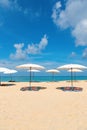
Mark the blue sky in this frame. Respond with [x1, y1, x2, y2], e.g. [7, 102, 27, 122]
[0, 0, 87, 75]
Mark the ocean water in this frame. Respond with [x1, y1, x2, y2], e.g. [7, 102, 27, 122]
[1, 76, 87, 82]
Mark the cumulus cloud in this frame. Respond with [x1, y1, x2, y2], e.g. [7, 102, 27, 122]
[10, 35, 48, 60]
[26, 35, 48, 54]
[72, 20, 87, 46]
[52, 1, 62, 26]
[10, 43, 26, 60]
[52, 0, 87, 46]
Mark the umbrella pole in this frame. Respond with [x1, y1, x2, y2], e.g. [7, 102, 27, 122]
[71, 68, 73, 87]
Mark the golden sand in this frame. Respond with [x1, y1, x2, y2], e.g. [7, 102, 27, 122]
[0, 80, 87, 130]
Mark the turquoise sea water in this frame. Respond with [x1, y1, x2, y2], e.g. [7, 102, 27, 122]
[1, 76, 87, 82]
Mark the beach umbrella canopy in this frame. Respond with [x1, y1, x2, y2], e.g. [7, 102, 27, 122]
[16, 64, 45, 70]
[16, 63, 45, 87]
[0, 67, 9, 72]
[46, 69, 60, 81]
[67, 69, 83, 72]
[27, 69, 40, 72]
[57, 64, 87, 87]
[4, 69, 17, 74]
[57, 64, 87, 70]
[46, 69, 60, 73]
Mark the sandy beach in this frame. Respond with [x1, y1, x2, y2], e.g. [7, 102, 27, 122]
[0, 80, 87, 130]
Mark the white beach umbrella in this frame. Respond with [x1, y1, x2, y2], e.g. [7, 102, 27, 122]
[46, 69, 60, 81]
[46, 69, 60, 73]
[27, 69, 40, 72]
[27, 69, 40, 81]
[0, 67, 10, 85]
[4, 69, 17, 74]
[57, 64, 87, 87]
[57, 64, 87, 70]
[4, 69, 17, 81]
[68, 69, 83, 81]
[16, 64, 45, 70]
[16, 63, 45, 87]
[0, 67, 9, 72]
[67, 69, 83, 72]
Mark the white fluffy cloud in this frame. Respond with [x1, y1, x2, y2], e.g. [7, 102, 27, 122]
[52, 0, 87, 46]
[26, 35, 48, 54]
[10, 35, 48, 60]
[72, 20, 87, 46]
[10, 43, 26, 60]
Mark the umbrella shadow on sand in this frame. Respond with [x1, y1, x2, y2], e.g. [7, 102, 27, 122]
[56, 87, 83, 92]
[0, 83, 16, 87]
[8, 80, 16, 82]
[20, 86, 47, 91]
